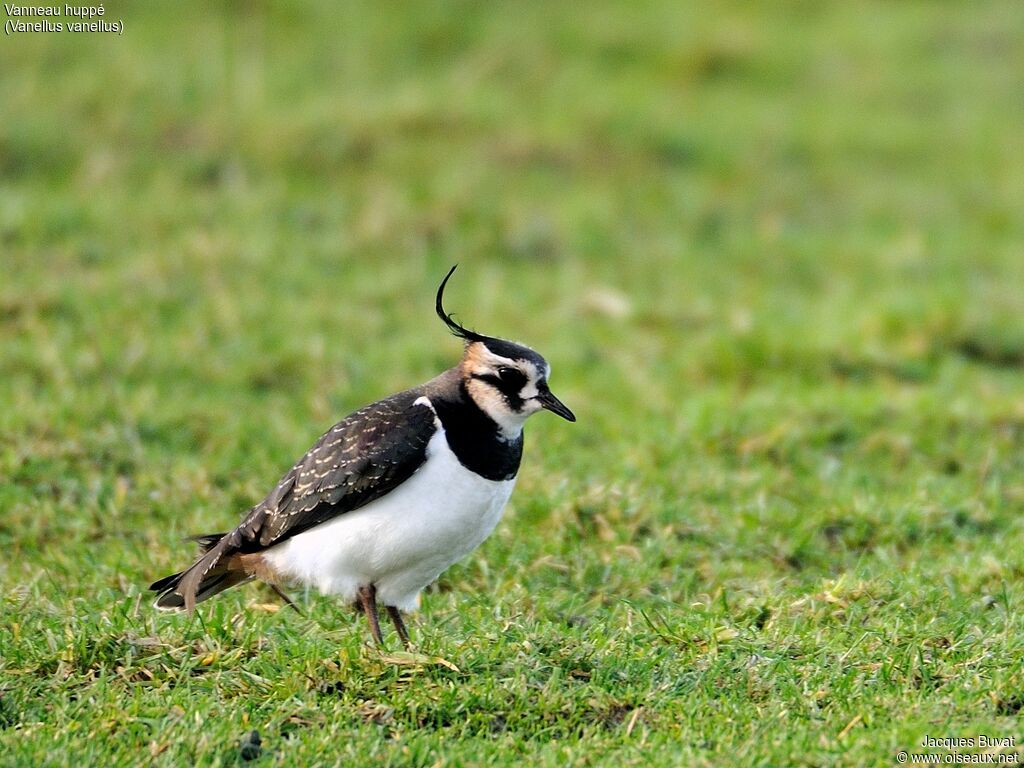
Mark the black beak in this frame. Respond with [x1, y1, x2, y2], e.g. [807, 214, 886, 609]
[536, 386, 576, 422]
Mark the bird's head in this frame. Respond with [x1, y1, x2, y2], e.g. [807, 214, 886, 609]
[436, 265, 576, 437]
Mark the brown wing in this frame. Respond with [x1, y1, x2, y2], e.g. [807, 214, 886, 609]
[168, 389, 438, 611]
[232, 389, 438, 549]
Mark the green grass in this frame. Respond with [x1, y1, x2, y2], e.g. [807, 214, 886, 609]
[3, 1, 1024, 765]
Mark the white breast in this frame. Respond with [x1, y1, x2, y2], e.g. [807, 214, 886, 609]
[263, 421, 516, 612]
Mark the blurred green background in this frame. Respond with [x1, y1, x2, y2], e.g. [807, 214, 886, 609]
[2, 1, 1024, 765]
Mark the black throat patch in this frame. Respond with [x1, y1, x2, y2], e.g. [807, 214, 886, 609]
[429, 384, 524, 481]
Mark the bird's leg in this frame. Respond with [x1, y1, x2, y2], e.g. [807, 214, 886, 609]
[269, 584, 303, 615]
[357, 584, 383, 645]
[386, 606, 411, 649]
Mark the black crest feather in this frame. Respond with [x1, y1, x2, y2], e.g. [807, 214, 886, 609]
[436, 264, 488, 342]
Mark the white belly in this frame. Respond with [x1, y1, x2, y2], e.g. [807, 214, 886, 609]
[263, 427, 515, 611]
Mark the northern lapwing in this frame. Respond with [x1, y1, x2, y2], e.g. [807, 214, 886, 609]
[150, 266, 575, 646]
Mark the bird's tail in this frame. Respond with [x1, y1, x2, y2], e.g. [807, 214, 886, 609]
[150, 533, 252, 612]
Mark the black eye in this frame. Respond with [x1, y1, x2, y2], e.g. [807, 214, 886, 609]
[496, 367, 526, 388]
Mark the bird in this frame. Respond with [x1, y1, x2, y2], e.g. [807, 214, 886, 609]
[149, 265, 576, 647]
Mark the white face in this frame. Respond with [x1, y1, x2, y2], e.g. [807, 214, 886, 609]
[462, 343, 552, 437]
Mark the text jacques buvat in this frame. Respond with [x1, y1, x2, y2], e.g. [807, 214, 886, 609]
[4, 5, 123, 34]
